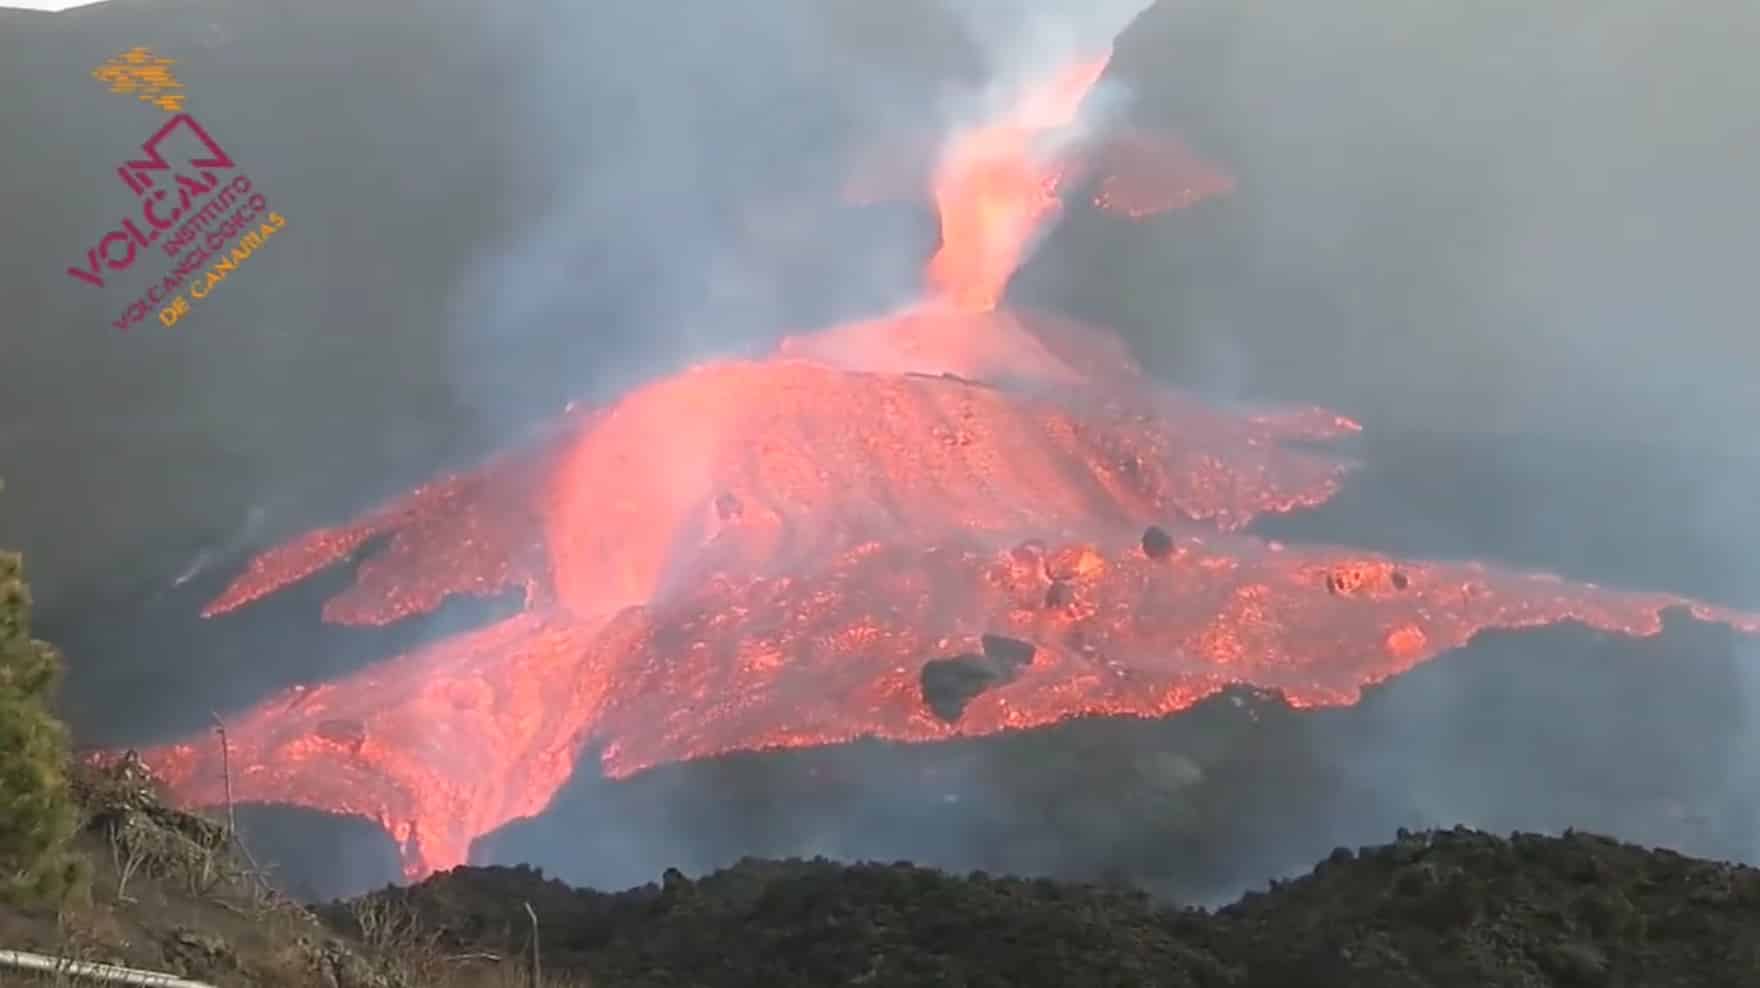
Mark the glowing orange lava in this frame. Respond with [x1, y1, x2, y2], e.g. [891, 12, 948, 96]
[127, 51, 1758, 882]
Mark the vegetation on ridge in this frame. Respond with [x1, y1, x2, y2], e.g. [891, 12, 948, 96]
[344, 827, 1760, 987]
[0, 486, 83, 905]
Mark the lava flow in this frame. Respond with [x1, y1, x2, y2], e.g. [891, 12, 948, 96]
[128, 48, 1758, 881]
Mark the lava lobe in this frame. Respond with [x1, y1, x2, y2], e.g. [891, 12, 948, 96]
[130, 307, 1760, 880]
[120, 45, 1760, 882]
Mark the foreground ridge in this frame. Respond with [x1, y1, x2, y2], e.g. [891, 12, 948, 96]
[8, 761, 1757, 987]
[343, 827, 1760, 988]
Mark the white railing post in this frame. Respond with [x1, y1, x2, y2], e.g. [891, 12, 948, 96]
[0, 948, 220, 988]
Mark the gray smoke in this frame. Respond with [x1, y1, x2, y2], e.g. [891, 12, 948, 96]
[1082, 0, 1760, 897]
[439, 0, 1155, 430]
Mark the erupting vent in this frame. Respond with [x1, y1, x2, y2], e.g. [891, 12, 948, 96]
[124, 50, 1759, 880]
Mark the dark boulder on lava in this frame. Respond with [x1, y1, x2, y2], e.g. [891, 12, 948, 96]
[920, 635, 1038, 722]
[1142, 525, 1174, 559]
[919, 654, 1003, 722]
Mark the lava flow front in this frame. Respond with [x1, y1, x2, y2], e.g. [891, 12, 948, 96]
[129, 48, 1758, 881]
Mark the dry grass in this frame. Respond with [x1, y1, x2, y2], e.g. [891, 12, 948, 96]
[3, 759, 611, 987]
[341, 892, 599, 987]
[348, 891, 451, 985]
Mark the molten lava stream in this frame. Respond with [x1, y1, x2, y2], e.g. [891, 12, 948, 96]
[134, 329, 1760, 881]
[121, 47, 1760, 882]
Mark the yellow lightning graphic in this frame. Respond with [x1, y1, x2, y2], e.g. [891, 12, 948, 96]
[91, 47, 186, 112]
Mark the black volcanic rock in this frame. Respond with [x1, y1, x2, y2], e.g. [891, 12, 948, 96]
[1141, 525, 1174, 559]
[919, 653, 1003, 722]
[357, 827, 1760, 988]
[921, 636, 1037, 722]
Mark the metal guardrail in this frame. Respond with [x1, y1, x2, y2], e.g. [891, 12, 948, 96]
[0, 948, 218, 987]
